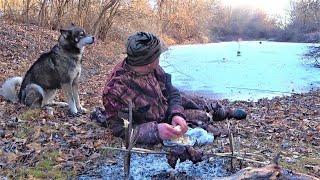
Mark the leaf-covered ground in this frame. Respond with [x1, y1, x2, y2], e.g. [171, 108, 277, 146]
[0, 20, 319, 178]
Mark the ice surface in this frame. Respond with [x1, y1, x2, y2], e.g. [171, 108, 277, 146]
[160, 41, 320, 101]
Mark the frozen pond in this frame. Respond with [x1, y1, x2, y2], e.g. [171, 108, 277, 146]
[160, 41, 320, 101]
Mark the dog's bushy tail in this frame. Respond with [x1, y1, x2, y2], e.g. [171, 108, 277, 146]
[0, 76, 23, 102]
[23, 83, 45, 108]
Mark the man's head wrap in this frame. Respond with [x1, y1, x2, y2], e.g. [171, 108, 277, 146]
[126, 32, 161, 66]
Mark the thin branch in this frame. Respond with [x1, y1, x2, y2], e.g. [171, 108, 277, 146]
[227, 121, 235, 171]
[205, 153, 269, 165]
[124, 100, 133, 180]
[129, 126, 140, 150]
[101, 146, 169, 155]
[102, 146, 269, 165]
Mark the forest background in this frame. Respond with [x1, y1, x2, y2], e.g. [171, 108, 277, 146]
[1, 0, 319, 45]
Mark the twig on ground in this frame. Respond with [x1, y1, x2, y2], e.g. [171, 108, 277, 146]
[205, 153, 269, 165]
[273, 152, 281, 165]
[227, 121, 235, 171]
[101, 146, 169, 155]
[237, 136, 244, 169]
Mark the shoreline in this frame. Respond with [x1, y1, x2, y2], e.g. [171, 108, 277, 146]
[183, 88, 320, 103]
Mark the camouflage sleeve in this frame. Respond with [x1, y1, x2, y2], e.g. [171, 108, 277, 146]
[102, 92, 162, 145]
[102, 92, 124, 135]
[164, 73, 186, 122]
[136, 122, 161, 144]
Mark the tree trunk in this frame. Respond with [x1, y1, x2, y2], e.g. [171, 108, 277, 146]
[157, 0, 164, 34]
[77, 0, 83, 26]
[1, 0, 6, 15]
[38, 0, 47, 26]
[100, 1, 120, 39]
[52, 0, 70, 30]
[93, 0, 119, 38]
[25, 0, 31, 24]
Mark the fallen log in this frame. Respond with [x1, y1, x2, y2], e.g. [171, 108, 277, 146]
[225, 164, 319, 180]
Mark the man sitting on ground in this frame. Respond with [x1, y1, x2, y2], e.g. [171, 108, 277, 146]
[102, 32, 246, 144]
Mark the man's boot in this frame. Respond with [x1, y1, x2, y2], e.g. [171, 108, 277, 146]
[206, 102, 247, 121]
[225, 108, 247, 120]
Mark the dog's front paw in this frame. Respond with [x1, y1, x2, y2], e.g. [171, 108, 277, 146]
[78, 106, 88, 114]
[68, 109, 80, 117]
[68, 106, 78, 116]
[53, 101, 69, 107]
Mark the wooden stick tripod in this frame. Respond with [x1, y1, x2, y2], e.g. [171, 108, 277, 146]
[123, 100, 140, 179]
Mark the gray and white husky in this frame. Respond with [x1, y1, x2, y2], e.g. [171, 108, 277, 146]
[0, 24, 94, 115]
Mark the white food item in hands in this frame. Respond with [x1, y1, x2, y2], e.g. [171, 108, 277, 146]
[174, 125, 182, 132]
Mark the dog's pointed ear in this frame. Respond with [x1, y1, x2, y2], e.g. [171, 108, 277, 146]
[60, 29, 70, 38]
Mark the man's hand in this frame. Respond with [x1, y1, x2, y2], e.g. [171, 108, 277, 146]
[171, 115, 188, 134]
[157, 123, 181, 140]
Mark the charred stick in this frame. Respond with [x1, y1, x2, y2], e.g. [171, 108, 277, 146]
[124, 124, 129, 179]
[124, 101, 133, 180]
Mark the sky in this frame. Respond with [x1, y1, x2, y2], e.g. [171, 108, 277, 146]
[221, 0, 292, 17]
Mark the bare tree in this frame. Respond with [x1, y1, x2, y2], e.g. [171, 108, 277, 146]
[1, 0, 6, 15]
[93, 0, 120, 38]
[289, 0, 320, 33]
[38, 0, 47, 26]
[99, 1, 121, 39]
[304, 45, 320, 67]
[23, 0, 32, 24]
[52, 0, 71, 30]
[0, 0, 239, 43]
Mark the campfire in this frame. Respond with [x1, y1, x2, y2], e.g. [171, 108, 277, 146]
[100, 103, 319, 180]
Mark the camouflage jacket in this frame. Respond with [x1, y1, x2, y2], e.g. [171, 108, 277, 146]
[102, 60, 185, 144]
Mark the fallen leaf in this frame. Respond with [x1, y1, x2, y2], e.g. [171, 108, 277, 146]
[26, 142, 42, 153]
